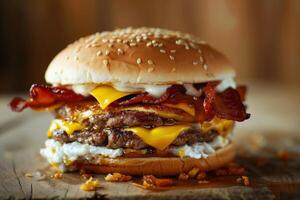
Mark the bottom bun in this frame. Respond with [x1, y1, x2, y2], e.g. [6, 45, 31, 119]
[71, 143, 235, 176]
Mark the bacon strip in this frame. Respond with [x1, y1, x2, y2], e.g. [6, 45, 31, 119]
[10, 83, 250, 122]
[9, 84, 86, 112]
[203, 83, 250, 121]
[118, 85, 186, 105]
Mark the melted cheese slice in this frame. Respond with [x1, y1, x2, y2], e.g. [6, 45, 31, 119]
[126, 125, 191, 150]
[90, 85, 134, 109]
[48, 119, 83, 137]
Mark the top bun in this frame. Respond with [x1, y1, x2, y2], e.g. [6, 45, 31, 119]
[45, 27, 235, 85]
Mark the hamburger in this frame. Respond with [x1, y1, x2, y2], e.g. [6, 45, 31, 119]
[10, 27, 249, 176]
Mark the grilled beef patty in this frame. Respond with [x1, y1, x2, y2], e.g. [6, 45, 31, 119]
[52, 128, 218, 149]
[52, 101, 218, 149]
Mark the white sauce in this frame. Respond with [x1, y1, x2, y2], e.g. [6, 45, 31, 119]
[113, 83, 170, 97]
[183, 84, 202, 97]
[71, 79, 236, 98]
[40, 139, 123, 171]
[216, 78, 236, 92]
[72, 84, 98, 96]
[40, 136, 229, 171]
[169, 136, 229, 159]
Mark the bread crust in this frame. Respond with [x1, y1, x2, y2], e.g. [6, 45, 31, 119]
[68, 143, 235, 176]
[45, 27, 235, 85]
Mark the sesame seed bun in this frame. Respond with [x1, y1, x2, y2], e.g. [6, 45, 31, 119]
[69, 143, 235, 176]
[45, 27, 235, 85]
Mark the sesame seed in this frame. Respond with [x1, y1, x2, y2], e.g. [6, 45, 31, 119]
[136, 58, 142, 64]
[199, 56, 204, 64]
[96, 51, 102, 56]
[91, 43, 100, 47]
[203, 64, 208, 70]
[151, 40, 157, 44]
[103, 59, 109, 66]
[74, 48, 80, 53]
[185, 45, 190, 50]
[169, 55, 175, 60]
[146, 42, 152, 47]
[160, 49, 166, 53]
[193, 61, 198, 65]
[105, 50, 110, 56]
[190, 43, 198, 49]
[147, 59, 154, 65]
[116, 38, 122, 43]
[147, 67, 154, 72]
[130, 42, 137, 47]
[108, 43, 113, 48]
[153, 43, 158, 47]
[171, 67, 176, 72]
[170, 49, 176, 53]
[176, 39, 183, 45]
[158, 43, 163, 47]
[102, 38, 108, 43]
[198, 49, 202, 54]
[117, 48, 124, 55]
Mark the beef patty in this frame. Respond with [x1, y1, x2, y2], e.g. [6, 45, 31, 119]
[52, 101, 219, 149]
[54, 101, 193, 129]
[52, 128, 218, 150]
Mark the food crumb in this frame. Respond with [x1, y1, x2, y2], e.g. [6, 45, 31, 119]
[105, 173, 132, 182]
[80, 177, 100, 191]
[188, 168, 199, 178]
[51, 172, 63, 179]
[143, 175, 174, 188]
[277, 150, 291, 161]
[25, 173, 33, 177]
[79, 169, 92, 180]
[236, 176, 250, 186]
[178, 173, 189, 181]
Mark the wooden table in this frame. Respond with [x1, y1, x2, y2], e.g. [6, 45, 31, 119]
[0, 83, 299, 199]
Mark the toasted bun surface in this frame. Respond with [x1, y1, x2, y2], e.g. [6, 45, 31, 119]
[46, 27, 235, 85]
[69, 143, 235, 176]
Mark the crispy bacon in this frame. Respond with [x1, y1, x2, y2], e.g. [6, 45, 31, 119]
[203, 83, 250, 121]
[9, 84, 86, 112]
[118, 85, 186, 105]
[10, 83, 249, 122]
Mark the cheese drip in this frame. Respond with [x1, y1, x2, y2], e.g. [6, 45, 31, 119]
[48, 119, 83, 137]
[125, 125, 191, 150]
[90, 85, 134, 109]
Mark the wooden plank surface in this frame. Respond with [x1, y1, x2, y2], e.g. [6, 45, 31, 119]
[0, 84, 299, 199]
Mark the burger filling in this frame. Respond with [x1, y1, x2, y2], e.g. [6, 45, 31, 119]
[10, 80, 249, 171]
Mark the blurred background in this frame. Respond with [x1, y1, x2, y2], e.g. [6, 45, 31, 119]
[0, 0, 299, 93]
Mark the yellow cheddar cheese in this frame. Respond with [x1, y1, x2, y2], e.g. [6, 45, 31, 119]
[125, 125, 191, 150]
[48, 119, 83, 137]
[90, 85, 134, 109]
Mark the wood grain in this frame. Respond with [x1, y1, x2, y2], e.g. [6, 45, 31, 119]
[0, 85, 299, 199]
